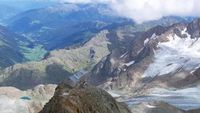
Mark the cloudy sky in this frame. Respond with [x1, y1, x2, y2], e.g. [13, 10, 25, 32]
[63, 0, 199, 23]
[1, 0, 199, 23]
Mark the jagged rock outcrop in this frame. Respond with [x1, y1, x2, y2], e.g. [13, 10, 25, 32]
[40, 82, 131, 113]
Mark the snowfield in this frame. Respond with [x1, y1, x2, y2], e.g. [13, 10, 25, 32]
[143, 29, 200, 77]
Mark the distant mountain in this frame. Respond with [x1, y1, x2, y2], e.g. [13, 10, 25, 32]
[0, 5, 21, 25]
[132, 16, 195, 32]
[0, 25, 28, 68]
[0, 1, 56, 24]
[7, 3, 128, 50]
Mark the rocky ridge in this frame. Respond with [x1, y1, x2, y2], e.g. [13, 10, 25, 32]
[40, 82, 131, 113]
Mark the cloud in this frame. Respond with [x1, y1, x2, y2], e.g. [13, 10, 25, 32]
[108, 0, 200, 23]
[58, 0, 200, 23]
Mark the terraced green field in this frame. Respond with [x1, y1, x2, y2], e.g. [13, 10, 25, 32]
[20, 44, 47, 61]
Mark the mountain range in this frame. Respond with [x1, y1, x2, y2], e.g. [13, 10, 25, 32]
[85, 18, 200, 111]
[0, 2, 199, 113]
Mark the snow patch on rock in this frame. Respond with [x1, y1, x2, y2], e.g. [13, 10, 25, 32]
[107, 91, 121, 98]
[125, 60, 135, 67]
[120, 52, 128, 59]
[144, 38, 149, 46]
[150, 33, 157, 39]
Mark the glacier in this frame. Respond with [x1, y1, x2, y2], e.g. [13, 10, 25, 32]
[143, 28, 200, 78]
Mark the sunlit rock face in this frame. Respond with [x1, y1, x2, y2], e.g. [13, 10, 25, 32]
[0, 84, 56, 113]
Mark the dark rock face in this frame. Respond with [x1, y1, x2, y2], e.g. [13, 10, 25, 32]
[40, 82, 131, 113]
[187, 18, 200, 38]
[86, 55, 114, 86]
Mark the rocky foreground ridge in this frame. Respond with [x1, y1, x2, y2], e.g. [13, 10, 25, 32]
[40, 81, 131, 113]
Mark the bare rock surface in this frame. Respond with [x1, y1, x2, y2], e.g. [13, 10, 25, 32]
[0, 84, 57, 113]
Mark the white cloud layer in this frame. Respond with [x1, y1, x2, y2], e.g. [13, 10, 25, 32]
[59, 0, 200, 23]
